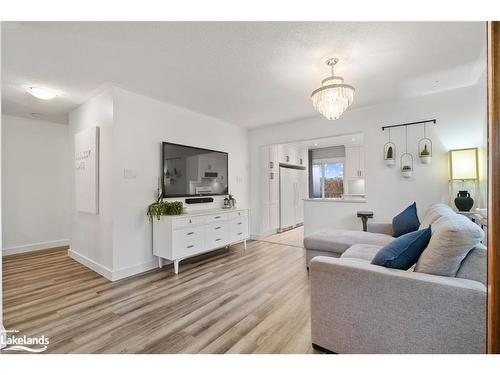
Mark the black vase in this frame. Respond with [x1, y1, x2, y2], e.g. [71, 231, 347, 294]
[454, 190, 474, 212]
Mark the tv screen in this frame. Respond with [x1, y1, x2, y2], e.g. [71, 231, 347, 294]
[162, 142, 228, 198]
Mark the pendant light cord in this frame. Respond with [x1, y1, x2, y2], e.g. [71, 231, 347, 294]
[405, 126, 408, 153]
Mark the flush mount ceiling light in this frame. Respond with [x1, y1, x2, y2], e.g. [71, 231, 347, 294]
[311, 58, 355, 120]
[26, 86, 58, 100]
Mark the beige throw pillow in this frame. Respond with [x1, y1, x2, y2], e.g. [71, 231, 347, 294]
[415, 213, 484, 277]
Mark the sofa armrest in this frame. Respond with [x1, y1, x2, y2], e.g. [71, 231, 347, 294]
[310, 256, 486, 353]
[367, 222, 392, 235]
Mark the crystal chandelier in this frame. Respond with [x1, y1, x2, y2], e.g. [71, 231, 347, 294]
[311, 58, 355, 120]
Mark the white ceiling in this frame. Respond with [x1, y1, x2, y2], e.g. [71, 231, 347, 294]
[1, 22, 486, 127]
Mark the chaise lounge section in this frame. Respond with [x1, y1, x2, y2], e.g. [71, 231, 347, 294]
[305, 204, 487, 353]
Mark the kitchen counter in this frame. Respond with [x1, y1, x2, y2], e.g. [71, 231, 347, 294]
[304, 197, 366, 203]
[304, 198, 370, 236]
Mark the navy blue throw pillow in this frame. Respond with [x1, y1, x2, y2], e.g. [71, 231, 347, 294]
[371, 226, 432, 270]
[392, 202, 420, 237]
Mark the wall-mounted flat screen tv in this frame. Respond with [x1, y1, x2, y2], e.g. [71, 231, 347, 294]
[162, 142, 228, 198]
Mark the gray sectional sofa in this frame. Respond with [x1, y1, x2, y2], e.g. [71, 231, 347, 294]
[305, 203, 487, 354]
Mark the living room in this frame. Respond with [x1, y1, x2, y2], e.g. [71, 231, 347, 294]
[1, 3, 500, 371]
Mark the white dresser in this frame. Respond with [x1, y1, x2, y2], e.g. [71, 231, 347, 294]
[153, 208, 249, 274]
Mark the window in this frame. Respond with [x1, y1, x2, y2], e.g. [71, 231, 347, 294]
[311, 158, 344, 198]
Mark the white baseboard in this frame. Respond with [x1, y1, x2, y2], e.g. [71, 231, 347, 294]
[3, 239, 70, 256]
[250, 228, 278, 240]
[69, 249, 160, 282]
[111, 259, 159, 281]
[68, 248, 113, 281]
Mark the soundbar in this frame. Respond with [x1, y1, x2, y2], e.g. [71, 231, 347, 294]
[185, 197, 214, 204]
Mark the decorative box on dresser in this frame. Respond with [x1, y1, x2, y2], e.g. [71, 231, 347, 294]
[153, 208, 249, 274]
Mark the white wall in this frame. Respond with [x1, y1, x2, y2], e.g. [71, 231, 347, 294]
[2, 115, 70, 255]
[68, 89, 114, 277]
[249, 83, 487, 236]
[112, 87, 249, 275]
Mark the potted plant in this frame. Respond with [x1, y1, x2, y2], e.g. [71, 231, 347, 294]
[419, 144, 431, 164]
[147, 198, 184, 221]
[401, 165, 413, 178]
[385, 145, 395, 166]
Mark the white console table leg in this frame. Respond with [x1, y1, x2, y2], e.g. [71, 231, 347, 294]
[244, 240, 247, 250]
[173, 259, 180, 274]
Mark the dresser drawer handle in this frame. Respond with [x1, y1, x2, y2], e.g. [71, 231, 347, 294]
[215, 226, 221, 230]
[187, 245, 194, 248]
[189, 219, 192, 223]
[237, 232, 243, 235]
[214, 216, 221, 219]
[186, 232, 194, 236]
[237, 222, 242, 225]
[215, 238, 222, 241]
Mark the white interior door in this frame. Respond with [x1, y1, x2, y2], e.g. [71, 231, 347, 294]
[280, 167, 295, 230]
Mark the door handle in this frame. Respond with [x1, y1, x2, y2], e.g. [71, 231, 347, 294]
[187, 245, 194, 248]
[214, 216, 221, 219]
[237, 232, 243, 235]
[215, 226, 221, 230]
[269, 161, 273, 169]
[237, 222, 242, 225]
[215, 238, 221, 241]
[186, 232, 194, 235]
[270, 173, 274, 180]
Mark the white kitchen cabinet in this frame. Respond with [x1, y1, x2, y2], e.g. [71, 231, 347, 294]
[261, 170, 279, 234]
[278, 144, 298, 165]
[261, 144, 279, 172]
[345, 146, 365, 179]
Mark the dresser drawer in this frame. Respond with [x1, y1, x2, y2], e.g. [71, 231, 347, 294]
[228, 210, 248, 219]
[205, 213, 229, 223]
[206, 221, 227, 234]
[231, 228, 248, 243]
[173, 216, 206, 229]
[231, 216, 248, 231]
[206, 234, 229, 250]
[173, 226, 204, 245]
[172, 238, 205, 259]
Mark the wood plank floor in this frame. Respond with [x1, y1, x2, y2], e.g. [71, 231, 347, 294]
[2, 240, 317, 354]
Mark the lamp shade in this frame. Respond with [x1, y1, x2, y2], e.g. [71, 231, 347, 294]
[449, 148, 478, 180]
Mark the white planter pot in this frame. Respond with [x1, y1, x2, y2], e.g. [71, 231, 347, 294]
[385, 159, 396, 166]
[402, 170, 413, 178]
[420, 155, 431, 164]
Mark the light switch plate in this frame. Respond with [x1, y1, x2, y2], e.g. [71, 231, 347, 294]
[123, 169, 137, 179]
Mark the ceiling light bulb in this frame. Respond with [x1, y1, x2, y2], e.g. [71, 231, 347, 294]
[27, 87, 58, 100]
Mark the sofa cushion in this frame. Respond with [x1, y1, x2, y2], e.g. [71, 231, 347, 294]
[392, 202, 420, 237]
[415, 214, 484, 277]
[341, 244, 383, 262]
[456, 244, 487, 285]
[371, 227, 432, 270]
[304, 229, 393, 256]
[419, 203, 455, 230]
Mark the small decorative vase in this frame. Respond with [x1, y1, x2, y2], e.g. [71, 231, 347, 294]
[385, 159, 396, 166]
[402, 170, 413, 178]
[420, 155, 432, 164]
[454, 190, 474, 212]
